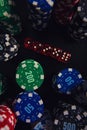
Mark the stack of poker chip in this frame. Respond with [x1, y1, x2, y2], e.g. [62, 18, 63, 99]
[0, 33, 19, 61]
[32, 109, 53, 130]
[53, 0, 79, 25]
[68, 0, 87, 40]
[0, 73, 7, 96]
[0, 0, 22, 35]
[52, 68, 83, 94]
[52, 102, 87, 130]
[15, 59, 45, 125]
[0, 105, 17, 130]
[15, 59, 44, 91]
[13, 91, 44, 123]
[26, 0, 55, 31]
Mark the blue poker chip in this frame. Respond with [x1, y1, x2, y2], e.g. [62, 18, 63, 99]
[13, 91, 44, 123]
[27, 0, 55, 11]
[52, 68, 83, 94]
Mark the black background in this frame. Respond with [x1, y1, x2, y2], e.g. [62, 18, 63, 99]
[0, 0, 87, 129]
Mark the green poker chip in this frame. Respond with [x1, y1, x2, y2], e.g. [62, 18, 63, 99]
[0, 0, 15, 18]
[16, 59, 44, 91]
[0, 0, 22, 35]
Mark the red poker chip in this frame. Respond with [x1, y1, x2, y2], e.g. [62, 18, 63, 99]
[0, 105, 17, 130]
[53, 0, 79, 25]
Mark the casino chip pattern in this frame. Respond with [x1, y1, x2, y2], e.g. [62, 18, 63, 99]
[24, 37, 71, 63]
[0, 0, 87, 130]
[0, 33, 19, 61]
[26, 0, 55, 31]
[13, 91, 44, 123]
[52, 102, 87, 130]
[0, 0, 87, 41]
[16, 59, 44, 91]
[0, 105, 17, 130]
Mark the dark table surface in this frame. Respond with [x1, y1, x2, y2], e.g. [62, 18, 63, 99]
[0, 0, 87, 129]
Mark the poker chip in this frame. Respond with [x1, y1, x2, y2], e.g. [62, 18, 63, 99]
[52, 68, 83, 94]
[26, 0, 55, 31]
[24, 38, 71, 63]
[28, 0, 54, 11]
[0, 33, 19, 61]
[53, 0, 79, 25]
[0, 0, 22, 35]
[0, 73, 7, 95]
[33, 109, 53, 130]
[52, 102, 87, 130]
[16, 59, 44, 91]
[0, 105, 17, 130]
[13, 91, 44, 123]
[68, 0, 87, 40]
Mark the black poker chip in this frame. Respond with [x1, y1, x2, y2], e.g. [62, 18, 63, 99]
[0, 33, 19, 61]
[26, 0, 55, 31]
[33, 109, 53, 130]
[52, 102, 87, 130]
[71, 80, 87, 108]
[68, 0, 87, 40]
